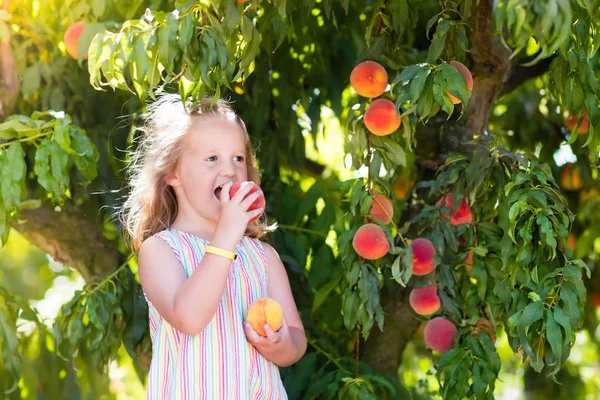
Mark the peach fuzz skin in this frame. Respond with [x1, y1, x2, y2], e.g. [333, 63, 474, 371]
[364, 99, 401, 136]
[437, 193, 473, 225]
[64, 21, 88, 60]
[369, 194, 394, 224]
[424, 317, 457, 353]
[245, 298, 283, 337]
[447, 61, 473, 104]
[229, 181, 265, 223]
[350, 61, 388, 98]
[564, 109, 589, 134]
[409, 285, 441, 316]
[412, 238, 436, 276]
[352, 223, 390, 260]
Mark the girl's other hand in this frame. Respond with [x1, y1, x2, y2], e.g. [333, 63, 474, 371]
[243, 315, 294, 362]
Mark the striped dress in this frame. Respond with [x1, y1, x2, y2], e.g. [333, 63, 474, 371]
[145, 227, 288, 399]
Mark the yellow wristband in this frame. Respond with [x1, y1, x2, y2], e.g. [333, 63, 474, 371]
[205, 245, 237, 260]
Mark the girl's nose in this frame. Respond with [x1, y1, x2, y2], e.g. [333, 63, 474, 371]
[219, 161, 236, 177]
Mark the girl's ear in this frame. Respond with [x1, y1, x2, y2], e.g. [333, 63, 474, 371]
[164, 170, 181, 187]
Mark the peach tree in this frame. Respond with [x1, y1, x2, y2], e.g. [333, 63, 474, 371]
[1, 0, 600, 398]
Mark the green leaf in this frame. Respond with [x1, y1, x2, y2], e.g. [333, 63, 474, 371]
[312, 272, 342, 312]
[518, 300, 544, 359]
[0, 303, 21, 391]
[1, 142, 25, 210]
[545, 310, 562, 368]
[409, 68, 432, 103]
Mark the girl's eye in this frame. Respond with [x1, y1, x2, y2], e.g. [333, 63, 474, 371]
[234, 156, 245, 162]
[207, 156, 217, 161]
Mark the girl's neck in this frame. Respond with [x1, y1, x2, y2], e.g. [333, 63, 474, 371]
[170, 215, 216, 241]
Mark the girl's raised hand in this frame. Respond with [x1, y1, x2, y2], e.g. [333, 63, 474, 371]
[213, 182, 263, 246]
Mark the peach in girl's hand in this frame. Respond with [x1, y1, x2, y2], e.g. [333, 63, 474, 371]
[246, 298, 283, 337]
[229, 181, 265, 223]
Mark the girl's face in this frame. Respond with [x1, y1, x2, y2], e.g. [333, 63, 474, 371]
[167, 117, 249, 228]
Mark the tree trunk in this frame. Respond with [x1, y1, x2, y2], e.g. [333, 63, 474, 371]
[10, 204, 122, 283]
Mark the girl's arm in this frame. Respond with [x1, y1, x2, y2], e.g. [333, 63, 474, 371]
[243, 243, 307, 367]
[138, 233, 238, 336]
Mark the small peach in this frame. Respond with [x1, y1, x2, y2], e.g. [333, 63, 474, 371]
[64, 21, 88, 60]
[392, 174, 413, 200]
[350, 61, 388, 98]
[352, 223, 390, 260]
[412, 238, 437, 276]
[447, 61, 473, 104]
[464, 252, 473, 275]
[424, 317, 457, 353]
[560, 163, 583, 191]
[567, 233, 576, 252]
[437, 193, 472, 225]
[364, 99, 401, 136]
[564, 109, 589, 134]
[409, 285, 441, 316]
[245, 298, 283, 337]
[369, 194, 394, 224]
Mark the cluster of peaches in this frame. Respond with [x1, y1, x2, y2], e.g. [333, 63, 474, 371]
[351, 190, 494, 352]
[349, 59, 473, 137]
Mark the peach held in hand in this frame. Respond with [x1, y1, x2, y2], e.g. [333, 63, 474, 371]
[424, 317, 458, 353]
[447, 61, 473, 104]
[364, 99, 401, 136]
[437, 193, 473, 225]
[411, 238, 437, 276]
[350, 61, 388, 98]
[369, 194, 394, 224]
[245, 298, 283, 337]
[229, 181, 266, 223]
[409, 285, 441, 316]
[352, 223, 390, 260]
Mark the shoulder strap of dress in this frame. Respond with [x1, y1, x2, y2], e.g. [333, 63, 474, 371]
[153, 229, 182, 260]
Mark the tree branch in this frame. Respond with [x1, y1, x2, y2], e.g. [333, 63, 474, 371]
[0, 0, 19, 122]
[499, 55, 555, 97]
[10, 203, 123, 283]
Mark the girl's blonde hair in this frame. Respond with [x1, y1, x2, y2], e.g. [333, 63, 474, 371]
[121, 94, 271, 253]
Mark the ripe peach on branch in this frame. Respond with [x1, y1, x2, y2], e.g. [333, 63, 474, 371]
[447, 61, 473, 104]
[424, 317, 457, 353]
[352, 223, 390, 260]
[409, 285, 441, 316]
[368, 193, 394, 224]
[64, 21, 88, 60]
[364, 99, 401, 136]
[411, 238, 437, 276]
[437, 193, 473, 225]
[350, 60, 388, 98]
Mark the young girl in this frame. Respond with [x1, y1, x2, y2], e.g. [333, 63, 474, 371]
[121, 94, 307, 399]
